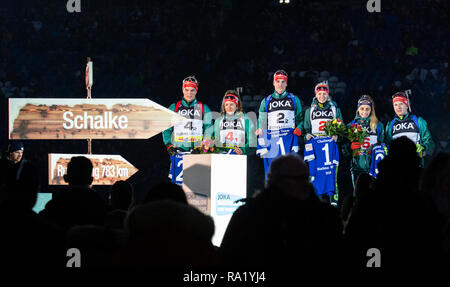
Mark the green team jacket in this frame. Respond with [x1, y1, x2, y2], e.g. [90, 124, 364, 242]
[162, 98, 213, 152]
[385, 112, 435, 158]
[213, 112, 256, 155]
[343, 116, 385, 173]
[303, 98, 343, 140]
[256, 91, 304, 132]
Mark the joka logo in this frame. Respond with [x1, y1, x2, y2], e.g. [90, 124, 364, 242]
[66, 0, 81, 13]
[179, 109, 201, 117]
[393, 122, 416, 133]
[312, 110, 334, 120]
[216, 193, 243, 216]
[217, 194, 231, 200]
[269, 100, 292, 110]
[222, 120, 243, 129]
[366, 0, 381, 13]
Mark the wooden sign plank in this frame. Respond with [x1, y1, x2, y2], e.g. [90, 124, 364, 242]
[48, 153, 138, 185]
[9, 98, 186, 139]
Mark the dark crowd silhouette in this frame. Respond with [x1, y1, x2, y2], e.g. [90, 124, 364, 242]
[0, 137, 449, 270]
[0, 0, 449, 273]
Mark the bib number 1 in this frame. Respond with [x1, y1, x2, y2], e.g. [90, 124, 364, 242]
[321, 143, 332, 165]
[276, 137, 286, 155]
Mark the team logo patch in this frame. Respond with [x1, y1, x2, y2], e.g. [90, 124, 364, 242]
[305, 143, 313, 152]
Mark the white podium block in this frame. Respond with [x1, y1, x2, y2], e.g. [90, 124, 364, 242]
[182, 154, 247, 246]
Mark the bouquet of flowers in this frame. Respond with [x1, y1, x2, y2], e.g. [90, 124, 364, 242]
[347, 123, 368, 156]
[192, 138, 217, 154]
[323, 119, 347, 138]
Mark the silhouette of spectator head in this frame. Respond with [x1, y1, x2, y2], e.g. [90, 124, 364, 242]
[143, 181, 187, 204]
[6, 141, 24, 164]
[63, 156, 93, 187]
[124, 200, 216, 268]
[387, 136, 420, 167]
[265, 153, 314, 200]
[109, 180, 133, 210]
[421, 152, 450, 217]
[377, 136, 421, 195]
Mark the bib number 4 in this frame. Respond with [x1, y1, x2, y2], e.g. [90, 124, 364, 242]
[184, 121, 194, 130]
[225, 132, 236, 142]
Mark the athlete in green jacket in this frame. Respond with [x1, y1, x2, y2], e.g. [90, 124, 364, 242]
[303, 81, 343, 142]
[213, 90, 255, 155]
[162, 76, 213, 154]
[385, 91, 434, 166]
[344, 95, 385, 189]
[255, 70, 303, 137]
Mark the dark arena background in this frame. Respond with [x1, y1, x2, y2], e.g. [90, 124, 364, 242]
[0, 0, 449, 274]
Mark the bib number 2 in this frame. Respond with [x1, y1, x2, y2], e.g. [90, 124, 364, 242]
[176, 159, 183, 183]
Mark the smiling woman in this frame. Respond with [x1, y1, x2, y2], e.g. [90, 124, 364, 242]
[213, 90, 255, 155]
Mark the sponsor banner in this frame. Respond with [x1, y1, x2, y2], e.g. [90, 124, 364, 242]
[215, 192, 244, 216]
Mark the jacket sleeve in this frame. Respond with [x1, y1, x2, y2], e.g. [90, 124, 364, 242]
[418, 116, 435, 153]
[335, 107, 344, 123]
[257, 98, 267, 131]
[377, 121, 385, 144]
[162, 103, 176, 146]
[294, 96, 304, 132]
[385, 120, 393, 146]
[203, 104, 213, 139]
[213, 115, 222, 148]
[303, 107, 312, 138]
[243, 114, 256, 155]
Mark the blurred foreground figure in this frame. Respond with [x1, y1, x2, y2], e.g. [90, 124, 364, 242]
[40, 156, 108, 233]
[124, 200, 218, 268]
[345, 137, 444, 268]
[220, 153, 342, 269]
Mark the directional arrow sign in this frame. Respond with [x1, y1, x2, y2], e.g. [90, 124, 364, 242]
[48, 153, 139, 185]
[9, 98, 186, 139]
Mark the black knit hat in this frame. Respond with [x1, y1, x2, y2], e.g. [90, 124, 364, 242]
[7, 141, 24, 153]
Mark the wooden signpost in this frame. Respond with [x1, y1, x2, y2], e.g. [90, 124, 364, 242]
[10, 58, 182, 186]
[9, 98, 186, 139]
[48, 153, 139, 185]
